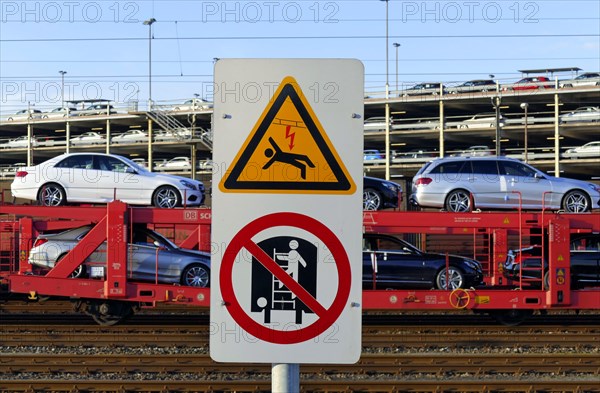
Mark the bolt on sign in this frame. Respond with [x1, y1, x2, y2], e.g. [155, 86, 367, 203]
[211, 59, 364, 364]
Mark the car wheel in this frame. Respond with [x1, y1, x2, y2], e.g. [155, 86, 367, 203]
[561, 190, 590, 213]
[543, 270, 550, 290]
[152, 185, 181, 208]
[435, 266, 465, 290]
[563, 84, 572, 88]
[181, 264, 210, 287]
[38, 183, 66, 206]
[56, 254, 87, 278]
[445, 189, 471, 212]
[363, 188, 382, 211]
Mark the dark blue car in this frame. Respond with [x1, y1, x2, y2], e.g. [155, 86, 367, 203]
[363, 233, 484, 290]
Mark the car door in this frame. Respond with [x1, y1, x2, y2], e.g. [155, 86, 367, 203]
[129, 229, 178, 283]
[498, 160, 554, 209]
[569, 235, 600, 286]
[52, 154, 101, 202]
[363, 235, 424, 289]
[468, 160, 506, 209]
[95, 155, 143, 203]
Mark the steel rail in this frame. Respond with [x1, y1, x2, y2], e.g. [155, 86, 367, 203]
[0, 379, 598, 392]
[1, 324, 599, 347]
[1, 353, 599, 375]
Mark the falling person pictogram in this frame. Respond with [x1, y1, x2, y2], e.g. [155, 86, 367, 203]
[262, 136, 315, 180]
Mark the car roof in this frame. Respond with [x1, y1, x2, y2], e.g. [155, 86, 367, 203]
[428, 156, 520, 163]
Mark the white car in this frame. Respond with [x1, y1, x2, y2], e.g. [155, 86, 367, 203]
[456, 145, 493, 157]
[76, 104, 116, 116]
[131, 158, 149, 168]
[6, 109, 43, 121]
[156, 156, 192, 171]
[11, 153, 205, 208]
[70, 132, 106, 146]
[458, 113, 506, 129]
[559, 106, 600, 123]
[0, 136, 39, 149]
[559, 72, 600, 88]
[112, 130, 149, 144]
[42, 107, 77, 119]
[172, 98, 213, 111]
[197, 159, 213, 171]
[564, 141, 600, 159]
[363, 117, 390, 132]
[154, 129, 193, 142]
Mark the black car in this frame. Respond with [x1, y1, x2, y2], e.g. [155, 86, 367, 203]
[503, 234, 600, 289]
[363, 234, 484, 290]
[363, 176, 402, 211]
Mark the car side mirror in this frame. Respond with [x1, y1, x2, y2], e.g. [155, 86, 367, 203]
[124, 166, 136, 174]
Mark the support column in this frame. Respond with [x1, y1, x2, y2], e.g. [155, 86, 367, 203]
[438, 100, 444, 157]
[553, 92, 560, 177]
[384, 84, 390, 180]
[147, 119, 153, 171]
[105, 119, 111, 154]
[65, 121, 71, 154]
[27, 123, 32, 166]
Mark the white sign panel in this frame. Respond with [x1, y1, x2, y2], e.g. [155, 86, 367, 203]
[210, 59, 364, 364]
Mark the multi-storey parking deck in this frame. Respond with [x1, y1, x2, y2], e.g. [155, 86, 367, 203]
[1, 202, 599, 325]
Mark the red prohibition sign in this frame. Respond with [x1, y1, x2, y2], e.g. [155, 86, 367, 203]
[220, 212, 351, 344]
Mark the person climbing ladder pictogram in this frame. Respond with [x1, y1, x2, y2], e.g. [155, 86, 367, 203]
[251, 236, 318, 324]
[276, 240, 307, 297]
[263, 136, 315, 180]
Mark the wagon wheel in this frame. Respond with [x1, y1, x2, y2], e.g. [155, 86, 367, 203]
[81, 300, 135, 326]
[449, 288, 471, 309]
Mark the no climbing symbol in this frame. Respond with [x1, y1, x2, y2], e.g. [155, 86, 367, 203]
[219, 212, 351, 345]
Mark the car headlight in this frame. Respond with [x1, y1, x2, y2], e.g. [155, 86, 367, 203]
[587, 183, 600, 193]
[465, 259, 482, 271]
[382, 182, 400, 192]
[180, 180, 197, 190]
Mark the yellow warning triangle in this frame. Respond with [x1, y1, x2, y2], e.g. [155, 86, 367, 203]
[220, 76, 356, 194]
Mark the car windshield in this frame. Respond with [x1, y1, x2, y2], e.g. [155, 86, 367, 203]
[76, 226, 179, 249]
[132, 228, 179, 249]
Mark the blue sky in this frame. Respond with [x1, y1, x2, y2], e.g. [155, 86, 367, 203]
[1, 0, 598, 112]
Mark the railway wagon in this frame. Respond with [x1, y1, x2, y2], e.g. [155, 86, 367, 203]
[1, 201, 599, 325]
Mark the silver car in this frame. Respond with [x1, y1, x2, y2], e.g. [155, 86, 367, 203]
[559, 106, 600, 123]
[410, 156, 600, 213]
[563, 141, 600, 159]
[559, 72, 600, 88]
[29, 225, 211, 287]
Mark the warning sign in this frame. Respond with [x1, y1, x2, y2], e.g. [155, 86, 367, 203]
[220, 76, 355, 194]
[211, 59, 363, 364]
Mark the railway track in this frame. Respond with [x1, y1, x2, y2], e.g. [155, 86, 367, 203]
[2, 302, 600, 392]
[1, 323, 599, 347]
[1, 322, 599, 392]
[1, 379, 599, 393]
[2, 353, 600, 374]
